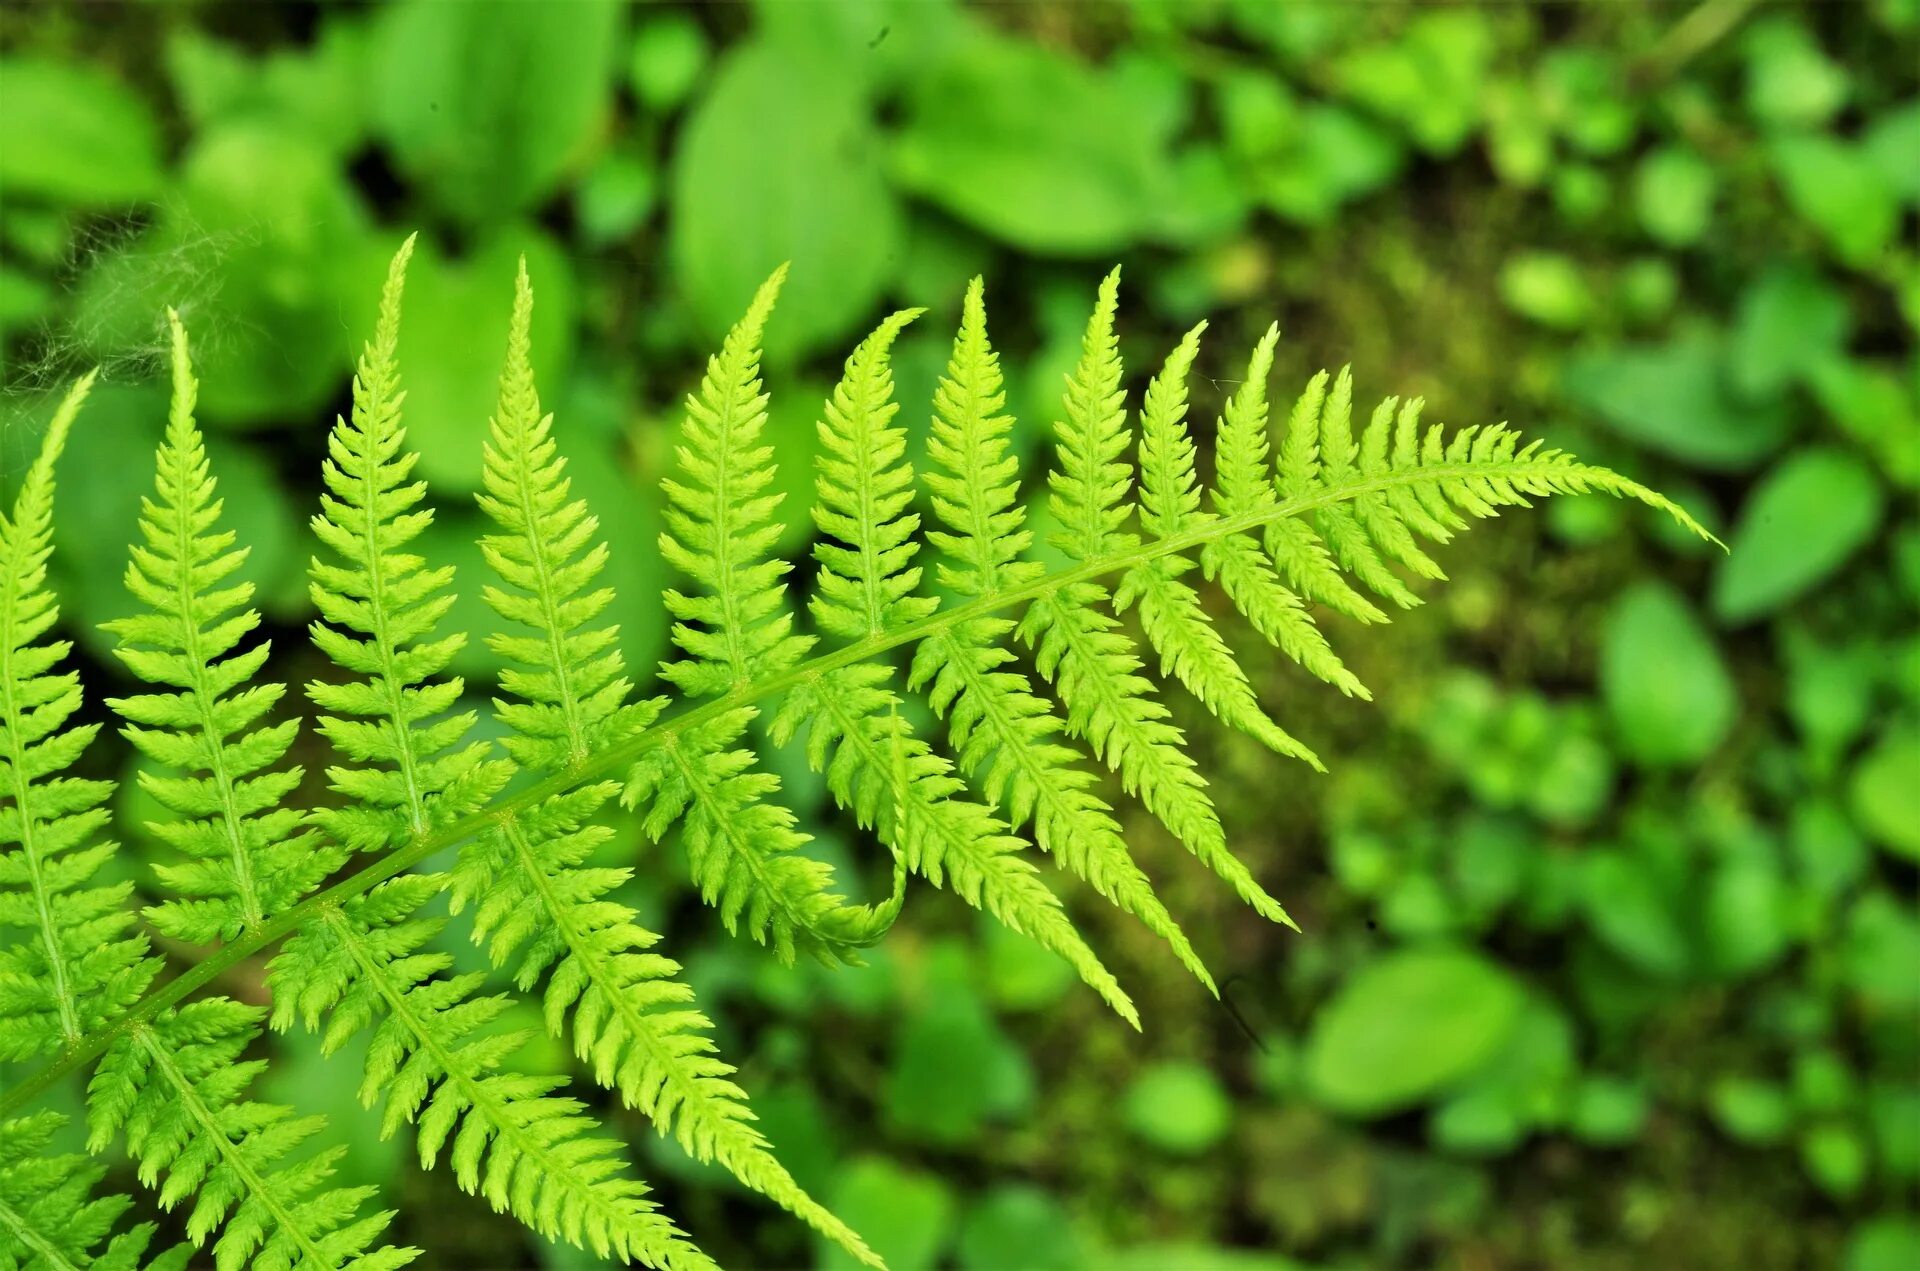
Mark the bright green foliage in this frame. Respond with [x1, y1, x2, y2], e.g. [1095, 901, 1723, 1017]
[304, 234, 508, 853]
[0, 375, 156, 1059]
[1116, 322, 1315, 764]
[626, 266, 898, 966]
[0, 1111, 183, 1271]
[93, 316, 414, 1271]
[90, 999, 412, 1271]
[270, 877, 709, 1271]
[0, 250, 1716, 1271]
[284, 241, 701, 1269]
[104, 312, 340, 944]
[472, 260, 661, 772]
[1017, 272, 1251, 925]
[769, 288, 1137, 1025]
[456, 265, 881, 1269]
[912, 282, 1213, 994]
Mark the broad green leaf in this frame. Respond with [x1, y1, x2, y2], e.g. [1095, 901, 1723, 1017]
[1602, 582, 1736, 766]
[957, 1187, 1083, 1271]
[1713, 447, 1883, 623]
[884, 992, 1031, 1147]
[1728, 266, 1851, 399]
[1851, 728, 1920, 861]
[671, 36, 900, 361]
[1580, 848, 1691, 978]
[1848, 1220, 1920, 1271]
[1123, 1062, 1232, 1155]
[893, 29, 1176, 255]
[1704, 858, 1792, 977]
[1499, 251, 1595, 330]
[373, 0, 621, 223]
[1633, 145, 1716, 247]
[1710, 1077, 1793, 1144]
[1743, 17, 1849, 128]
[0, 57, 162, 203]
[627, 11, 709, 110]
[1564, 336, 1789, 470]
[1304, 947, 1525, 1116]
[1336, 10, 1491, 155]
[823, 1159, 956, 1271]
[165, 19, 369, 154]
[1771, 135, 1900, 266]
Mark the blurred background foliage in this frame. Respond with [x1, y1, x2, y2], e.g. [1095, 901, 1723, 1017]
[1, 0, 1916, 1267]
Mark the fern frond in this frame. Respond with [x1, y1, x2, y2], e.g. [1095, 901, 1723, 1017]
[103, 312, 341, 945]
[1017, 272, 1260, 921]
[773, 299, 1138, 1024]
[88, 1001, 412, 1271]
[1200, 327, 1367, 707]
[457, 265, 881, 1270]
[0, 375, 156, 1059]
[0, 1112, 183, 1271]
[305, 234, 509, 853]
[1116, 322, 1317, 765]
[269, 879, 709, 1271]
[628, 266, 899, 965]
[294, 241, 700, 1268]
[911, 281, 1214, 994]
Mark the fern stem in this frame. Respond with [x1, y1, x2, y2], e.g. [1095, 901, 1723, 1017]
[0, 1197, 80, 1271]
[0, 458, 1685, 1115]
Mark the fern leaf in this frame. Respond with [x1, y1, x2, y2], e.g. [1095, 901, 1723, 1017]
[629, 266, 898, 965]
[88, 1000, 413, 1271]
[772, 663, 1137, 1028]
[1018, 272, 1258, 922]
[1198, 328, 1367, 713]
[296, 241, 701, 1268]
[0, 1111, 183, 1271]
[305, 234, 509, 853]
[778, 302, 1137, 1023]
[103, 312, 341, 944]
[0, 375, 156, 1059]
[1117, 321, 1323, 766]
[1264, 370, 1390, 625]
[912, 282, 1213, 994]
[269, 878, 710, 1271]
[458, 264, 881, 1269]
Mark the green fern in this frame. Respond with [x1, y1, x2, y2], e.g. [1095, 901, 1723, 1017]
[103, 311, 342, 944]
[0, 1111, 184, 1271]
[625, 266, 901, 966]
[276, 240, 710, 1271]
[0, 244, 1716, 1271]
[452, 263, 880, 1269]
[0, 373, 157, 1058]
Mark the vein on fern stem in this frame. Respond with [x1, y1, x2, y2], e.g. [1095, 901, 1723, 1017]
[0, 457, 1690, 1116]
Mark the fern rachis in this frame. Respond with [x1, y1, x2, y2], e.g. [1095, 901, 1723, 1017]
[0, 242, 1713, 1271]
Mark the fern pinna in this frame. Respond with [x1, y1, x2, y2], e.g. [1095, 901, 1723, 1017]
[0, 240, 1711, 1270]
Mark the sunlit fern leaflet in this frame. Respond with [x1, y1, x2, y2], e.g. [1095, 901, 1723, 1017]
[0, 242, 1711, 1271]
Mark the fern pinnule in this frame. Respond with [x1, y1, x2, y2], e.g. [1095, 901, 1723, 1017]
[0, 374, 158, 1059]
[104, 310, 339, 944]
[457, 264, 883, 1270]
[628, 265, 901, 966]
[0, 1111, 186, 1271]
[912, 281, 1215, 994]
